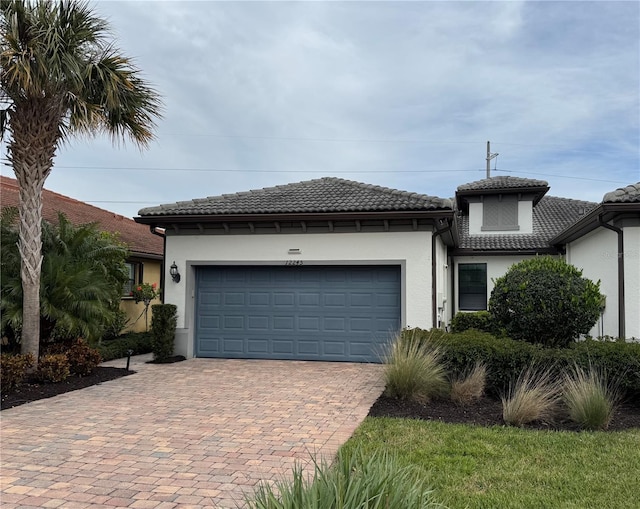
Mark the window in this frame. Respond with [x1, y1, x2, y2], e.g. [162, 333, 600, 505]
[123, 262, 142, 297]
[482, 195, 519, 231]
[458, 263, 487, 310]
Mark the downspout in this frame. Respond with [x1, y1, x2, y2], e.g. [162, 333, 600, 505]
[150, 226, 166, 304]
[432, 219, 452, 329]
[596, 217, 625, 339]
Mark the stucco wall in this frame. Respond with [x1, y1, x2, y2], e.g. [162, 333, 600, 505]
[567, 224, 640, 340]
[164, 231, 434, 358]
[452, 254, 536, 315]
[623, 226, 640, 339]
[566, 228, 618, 338]
[120, 260, 162, 333]
[468, 201, 533, 235]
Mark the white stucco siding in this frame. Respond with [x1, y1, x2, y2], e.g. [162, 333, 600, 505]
[566, 228, 618, 338]
[453, 254, 536, 314]
[434, 235, 449, 327]
[622, 226, 640, 340]
[468, 201, 533, 235]
[164, 231, 434, 356]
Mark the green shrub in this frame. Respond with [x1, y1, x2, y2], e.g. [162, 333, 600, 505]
[450, 311, 494, 334]
[35, 354, 71, 383]
[502, 367, 562, 427]
[569, 340, 640, 398]
[0, 353, 34, 392]
[64, 338, 102, 376]
[383, 332, 448, 403]
[402, 329, 640, 401]
[97, 332, 153, 362]
[246, 447, 442, 509]
[489, 256, 602, 347]
[150, 304, 177, 361]
[450, 362, 487, 405]
[563, 366, 620, 430]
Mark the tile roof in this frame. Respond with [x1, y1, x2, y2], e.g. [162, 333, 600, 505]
[138, 177, 453, 217]
[603, 182, 640, 203]
[0, 175, 163, 258]
[457, 196, 598, 251]
[457, 176, 549, 192]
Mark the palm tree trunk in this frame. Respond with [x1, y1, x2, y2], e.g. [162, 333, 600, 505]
[8, 99, 62, 364]
[16, 175, 45, 361]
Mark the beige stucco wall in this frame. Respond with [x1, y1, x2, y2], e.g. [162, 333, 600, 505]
[120, 260, 162, 333]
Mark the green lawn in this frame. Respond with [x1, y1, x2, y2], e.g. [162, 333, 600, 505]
[342, 417, 640, 509]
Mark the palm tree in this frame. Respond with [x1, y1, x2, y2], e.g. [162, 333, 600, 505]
[1, 0, 162, 363]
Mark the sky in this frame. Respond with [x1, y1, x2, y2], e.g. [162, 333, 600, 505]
[1, 0, 639, 219]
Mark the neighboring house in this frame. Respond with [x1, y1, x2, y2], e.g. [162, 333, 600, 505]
[135, 176, 640, 362]
[0, 175, 164, 333]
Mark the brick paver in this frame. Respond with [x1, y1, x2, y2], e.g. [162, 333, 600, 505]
[1, 356, 384, 508]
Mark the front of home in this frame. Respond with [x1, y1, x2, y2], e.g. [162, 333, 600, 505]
[135, 176, 640, 361]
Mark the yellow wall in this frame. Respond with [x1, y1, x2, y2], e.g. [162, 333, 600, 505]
[120, 260, 162, 333]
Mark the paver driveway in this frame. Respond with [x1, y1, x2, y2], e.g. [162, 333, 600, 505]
[1, 356, 384, 508]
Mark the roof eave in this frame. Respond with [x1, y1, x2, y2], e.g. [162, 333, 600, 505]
[452, 247, 561, 257]
[134, 209, 454, 226]
[455, 185, 550, 209]
[550, 202, 640, 245]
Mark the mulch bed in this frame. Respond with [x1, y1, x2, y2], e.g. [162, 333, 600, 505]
[369, 394, 640, 431]
[1, 367, 133, 410]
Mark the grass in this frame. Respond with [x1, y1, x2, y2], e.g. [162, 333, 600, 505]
[245, 447, 444, 508]
[450, 362, 487, 405]
[344, 417, 640, 509]
[382, 333, 448, 403]
[563, 366, 620, 430]
[502, 367, 561, 427]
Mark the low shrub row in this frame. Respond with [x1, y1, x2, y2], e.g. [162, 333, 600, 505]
[401, 328, 640, 400]
[96, 332, 153, 362]
[1, 338, 102, 389]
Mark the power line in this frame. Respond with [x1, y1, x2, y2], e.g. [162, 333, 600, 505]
[47, 165, 630, 184]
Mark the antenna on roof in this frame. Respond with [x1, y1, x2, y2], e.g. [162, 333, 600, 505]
[486, 141, 499, 178]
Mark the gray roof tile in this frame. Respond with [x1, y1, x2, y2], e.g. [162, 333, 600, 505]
[138, 177, 453, 216]
[603, 182, 640, 203]
[458, 196, 597, 251]
[457, 176, 549, 192]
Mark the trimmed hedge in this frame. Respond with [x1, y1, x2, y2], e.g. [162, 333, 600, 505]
[151, 304, 177, 361]
[450, 311, 495, 334]
[97, 332, 153, 362]
[402, 328, 640, 400]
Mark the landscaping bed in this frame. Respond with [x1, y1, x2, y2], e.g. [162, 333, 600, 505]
[369, 394, 640, 431]
[1, 367, 132, 410]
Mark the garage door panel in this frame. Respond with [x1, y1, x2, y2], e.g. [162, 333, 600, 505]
[196, 265, 400, 362]
[274, 293, 295, 306]
[273, 316, 294, 330]
[324, 293, 346, 306]
[273, 340, 294, 354]
[247, 316, 269, 330]
[249, 293, 270, 306]
[298, 316, 320, 331]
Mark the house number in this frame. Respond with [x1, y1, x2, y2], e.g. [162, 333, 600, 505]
[284, 260, 304, 266]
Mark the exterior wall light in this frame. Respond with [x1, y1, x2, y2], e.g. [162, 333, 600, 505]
[169, 261, 181, 283]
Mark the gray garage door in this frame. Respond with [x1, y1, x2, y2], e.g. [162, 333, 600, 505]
[195, 265, 401, 362]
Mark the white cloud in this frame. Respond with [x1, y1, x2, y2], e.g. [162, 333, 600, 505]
[2, 0, 638, 217]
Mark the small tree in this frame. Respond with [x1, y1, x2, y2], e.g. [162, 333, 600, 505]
[489, 257, 602, 347]
[131, 282, 160, 332]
